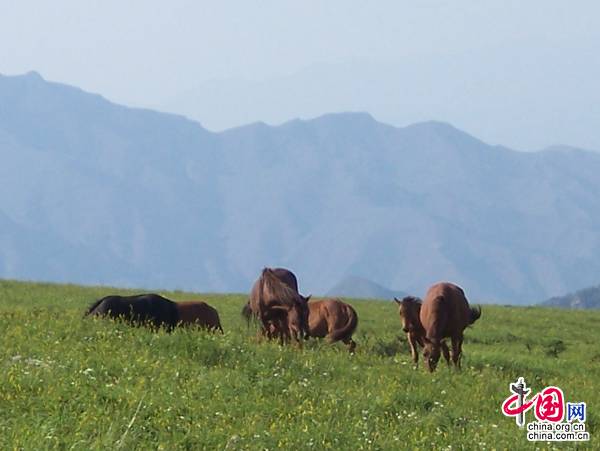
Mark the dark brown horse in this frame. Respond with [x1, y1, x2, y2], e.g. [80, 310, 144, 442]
[241, 267, 298, 326]
[269, 267, 299, 293]
[242, 267, 303, 332]
[85, 293, 179, 331]
[419, 282, 481, 372]
[248, 268, 309, 343]
[176, 301, 223, 333]
[394, 296, 449, 368]
[306, 298, 358, 352]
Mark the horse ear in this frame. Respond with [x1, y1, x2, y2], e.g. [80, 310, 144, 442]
[394, 297, 402, 305]
[305, 295, 312, 302]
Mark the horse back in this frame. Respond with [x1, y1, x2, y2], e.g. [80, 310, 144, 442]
[88, 294, 178, 329]
[134, 294, 179, 328]
[307, 299, 330, 337]
[91, 295, 129, 317]
[308, 298, 356, 339]
[177, 301, 221, 329]
[271, 268, 299, 293]
[420, 283, 467, 339]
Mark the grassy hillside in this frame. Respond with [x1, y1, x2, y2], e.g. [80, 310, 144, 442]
[0, 279, 597, 449]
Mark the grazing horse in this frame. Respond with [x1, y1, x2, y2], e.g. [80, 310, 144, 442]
[242, 301, 290, 341]
[394, 296, 449, 368]
[306, 298, 358, 352]
[85, 293, 179, 331]
[419, 283, 481, 372]
[176, 301, 223, 333]
[242, 267, 304, 334]
[248, 268, 310, 343]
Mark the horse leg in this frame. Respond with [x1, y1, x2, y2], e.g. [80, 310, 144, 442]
[408, 333, 419, 368]
[277, 318, 290, 346]
[283, 327, 292, 346]
[294, 331, 303, 349]
[441, 341, 451, 367]
[343, 337, 356, 353]
[450, 335, 464, 369]
[258, 312, 270, 341]
[272, 319, 283, 345]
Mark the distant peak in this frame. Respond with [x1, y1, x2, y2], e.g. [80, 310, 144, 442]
[24, 70, 43, 80]
[0, 70, 45, 82]
[312, 111, 376, 123]
[275, 111, 383, 132]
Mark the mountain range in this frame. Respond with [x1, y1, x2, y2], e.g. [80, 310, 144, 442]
[1, 71, 600, 304]
[542, 284, 600, 309]
[325, 276, 407, 301]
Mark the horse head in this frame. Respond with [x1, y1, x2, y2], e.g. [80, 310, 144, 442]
[422, 338, 441, 372]
[394, 296, 422, 333]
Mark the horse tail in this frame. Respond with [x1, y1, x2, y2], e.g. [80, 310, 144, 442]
[84, 298, 104, 317]
[468, 305, 482, 325]
[213, 307, 224, 334]
[329, 304, 358, 342]
[241, 302, 254, 327]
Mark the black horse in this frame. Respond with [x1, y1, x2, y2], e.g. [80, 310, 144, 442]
[85, 293, 179, 330]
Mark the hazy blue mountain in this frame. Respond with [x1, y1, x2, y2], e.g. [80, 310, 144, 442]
[326, 276, 407, 300]
[2, 72, 600, 303]
[542, 285, 600, 309]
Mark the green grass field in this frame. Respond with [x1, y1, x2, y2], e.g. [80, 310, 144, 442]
[0, 279, 597, 450]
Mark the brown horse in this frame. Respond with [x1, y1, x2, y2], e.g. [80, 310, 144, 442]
[394, 296, 449, 368]
[248, 268, 309, 343]
[242, 267, 300, 327]
[269, 267, 299, 293]
[176, 301, 223, 333]
[419, 282, 481, 372]
[306, 298, 358, 352]
[243, 267, 305, 337]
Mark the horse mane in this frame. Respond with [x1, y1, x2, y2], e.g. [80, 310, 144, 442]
[84, 298, 104, 316]
[261, 267, 303, 306]
[402, 296, 422, 305]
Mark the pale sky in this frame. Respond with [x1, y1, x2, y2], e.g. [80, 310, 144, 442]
[1, 1, 599, 150]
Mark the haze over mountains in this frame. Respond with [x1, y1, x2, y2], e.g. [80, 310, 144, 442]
[542, 284, 600, 309]
[159, 54, 600, 152]
[1, 71, 600, 304]
[326, 276, 407, 301]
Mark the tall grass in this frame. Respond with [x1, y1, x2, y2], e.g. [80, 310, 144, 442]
[0, 279, 597, 449]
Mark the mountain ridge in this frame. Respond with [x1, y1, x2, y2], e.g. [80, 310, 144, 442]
[542, 284, 600, 309]
[1, 71, 600, 303]
[326, 276, 408, 301]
